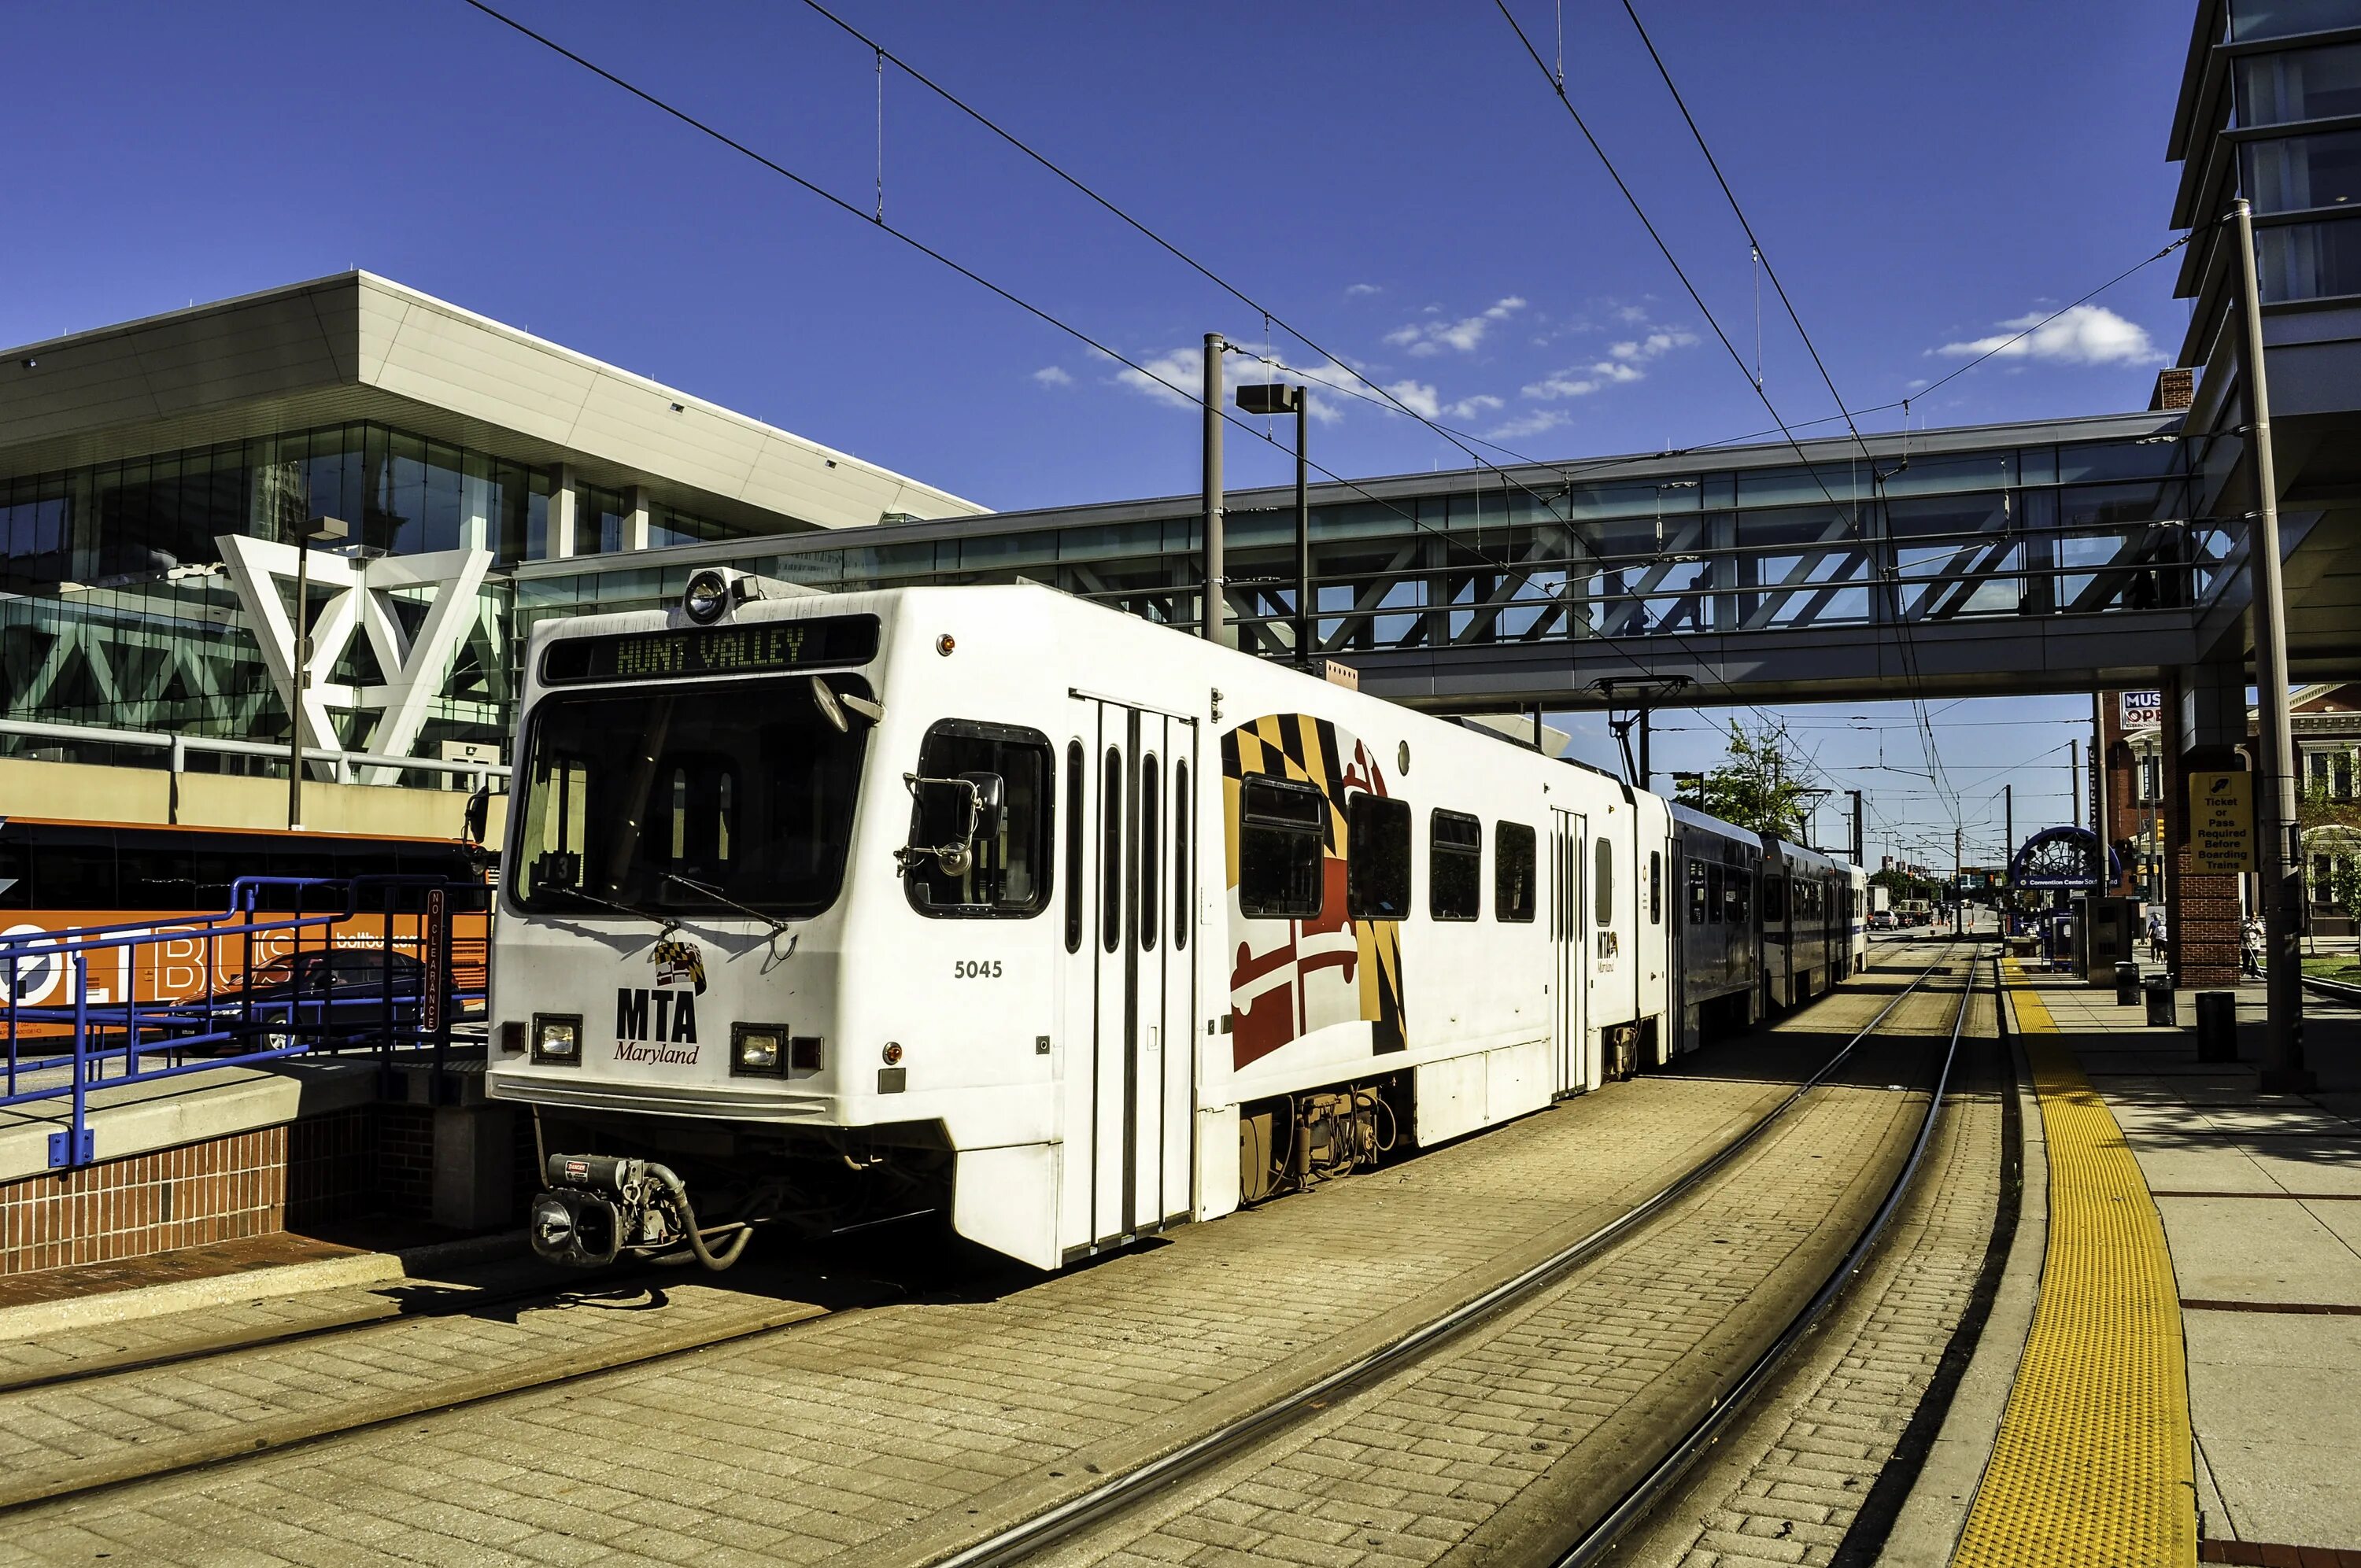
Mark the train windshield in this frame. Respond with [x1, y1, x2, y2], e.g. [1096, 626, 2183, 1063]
[513, 678, 868, 920]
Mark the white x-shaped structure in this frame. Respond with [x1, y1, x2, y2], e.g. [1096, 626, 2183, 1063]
[216, 534, 493, 784]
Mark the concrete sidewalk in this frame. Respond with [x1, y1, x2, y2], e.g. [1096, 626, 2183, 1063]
[2013, 968, 2361, 1561]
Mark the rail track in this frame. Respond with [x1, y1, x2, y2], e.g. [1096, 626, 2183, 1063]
[0, 947, 1986, 1554]
[940, 944, 1989, 1568]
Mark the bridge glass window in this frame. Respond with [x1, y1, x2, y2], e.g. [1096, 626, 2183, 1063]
[1064, 742, 1084, 953]
[905, 724, 1052, 918]
[2244, 128, 2361, 216]
[513, 674, 870, 921]
[1687, 858, 1707, 924]
[1706, 864, 1724, 924]
[1239, 775, 1325, 920]
[1429, 810, 1482, 921]
[1496, 823, 1537, 923]
[1347, 793, 1412, 921]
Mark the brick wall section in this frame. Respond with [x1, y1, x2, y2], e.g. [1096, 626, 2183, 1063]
[285, 1108, 379, 1227]
[0, 1127, 285, 1277]
[377, 1105, 436, 1218]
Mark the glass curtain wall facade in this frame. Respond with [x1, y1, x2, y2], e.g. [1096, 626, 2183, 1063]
[2222, 2, 2361, 301]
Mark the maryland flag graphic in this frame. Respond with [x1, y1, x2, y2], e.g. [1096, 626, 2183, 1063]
[1222, 713, 1406, 1070]
[650, 937, 707, 995]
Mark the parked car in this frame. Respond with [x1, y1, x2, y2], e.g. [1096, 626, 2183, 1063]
[238, 947, 428, 1051]
[1869, 909, 1897, 932]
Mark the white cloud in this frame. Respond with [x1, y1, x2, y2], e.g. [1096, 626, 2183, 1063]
[1487, 409, 1569, 441]
[1934, 304, 2163, 367]
[1447, 393, 1504, 420]
[1345, 282, 1383, 297]
[1109, 348, 1203, 409]
[1031, 365, 1073, 388]
[1613, 304, 1650, 325]
[1384, 296, 1528, 357]
[1384, 379, 1441, 420]
[1521, 319, 1698, 401]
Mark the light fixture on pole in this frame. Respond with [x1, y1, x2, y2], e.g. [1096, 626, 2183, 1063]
[286, 515, 349, 831]
[1236, 382, 1311, 666]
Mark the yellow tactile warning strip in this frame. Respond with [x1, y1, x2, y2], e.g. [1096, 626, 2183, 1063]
[1951, 962, 2197, 1568]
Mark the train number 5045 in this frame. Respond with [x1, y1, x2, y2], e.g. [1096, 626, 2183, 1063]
[954, 960, 1003, 980]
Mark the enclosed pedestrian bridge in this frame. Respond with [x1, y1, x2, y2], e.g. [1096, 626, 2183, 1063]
[505, 408, 2357, 712]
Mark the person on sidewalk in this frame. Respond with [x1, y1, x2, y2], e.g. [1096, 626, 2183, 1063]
[2241, 914, 2264, 978]
[2148, 908, 2167, 963]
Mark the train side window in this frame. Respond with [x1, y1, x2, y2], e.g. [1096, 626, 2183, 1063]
[1731, 867, 1752, 925]
[1764, 875, 1787, 923]
[1495, 822, 1537, 923]
[1593, 838, 1613, 928]
[1238, 775, 1325, 919]
[1650, 850, 1662, 924]
[1347, 792, 1412, 921]
[1173, 761, 1191, 950]
[1102, 747, 1124, 950]
[1706, 864, 1724, 924]
[1687, 858, 1706, 924]
[1429, 810, 1482, 921]
[1139, 757, 1160, 952]
[906, 721, 1054, 918]
[1063, 741, 1084, 953]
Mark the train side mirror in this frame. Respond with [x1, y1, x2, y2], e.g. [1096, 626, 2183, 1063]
[900, 774, 982, 876]
[960, 771, 1006, 844]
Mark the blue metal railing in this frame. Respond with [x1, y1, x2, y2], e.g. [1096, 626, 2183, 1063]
[1, 876, 490, 1169]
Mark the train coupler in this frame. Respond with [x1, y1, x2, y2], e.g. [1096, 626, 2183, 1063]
[527, 1153, 752, 1271]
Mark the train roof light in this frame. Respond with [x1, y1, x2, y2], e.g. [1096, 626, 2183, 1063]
[684, 569, 731, 624]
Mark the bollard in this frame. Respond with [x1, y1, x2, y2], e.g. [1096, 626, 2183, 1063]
[2144, 975, 2175, 1028]
[2195, 991, 2238, 1063]
[2115, 961, 2141, 1005]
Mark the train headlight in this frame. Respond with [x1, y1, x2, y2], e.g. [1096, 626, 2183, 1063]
[683, 569, 731, 624]
[731, 1023, 790, 1077]
[532, 1013, 583, 1065]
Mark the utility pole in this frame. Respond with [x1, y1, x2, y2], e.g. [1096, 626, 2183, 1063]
[2232, 194, 2309, 1089]
[1638, 705, 1651, 795]
[1293, 387, 1309, 666]
[1203, 332, 1225, 647]
[2004, 784, 2014, 935]
[1849, 788, 1863, 865]
[2071, 737, 2081, 830]
[1955, 825, 1964, 935]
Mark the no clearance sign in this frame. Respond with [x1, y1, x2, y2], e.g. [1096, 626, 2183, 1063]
[2189, 772, 2256, 873]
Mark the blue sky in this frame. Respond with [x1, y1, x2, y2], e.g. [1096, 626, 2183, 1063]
[2, 0, 2194, 869]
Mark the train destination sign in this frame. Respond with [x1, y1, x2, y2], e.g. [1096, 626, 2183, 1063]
[541, 614, 881, 684]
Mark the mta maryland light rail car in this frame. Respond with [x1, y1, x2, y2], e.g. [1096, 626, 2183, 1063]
[486, 574, 1847, 1273]
[1668, 804, 1763, 1055]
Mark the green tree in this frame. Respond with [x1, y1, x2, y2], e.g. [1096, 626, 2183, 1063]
[2297, 773, 2361, 917]
[1689, 721, 1815, 841]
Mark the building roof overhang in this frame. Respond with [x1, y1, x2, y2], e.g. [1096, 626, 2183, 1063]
[0, 271, 988, 535]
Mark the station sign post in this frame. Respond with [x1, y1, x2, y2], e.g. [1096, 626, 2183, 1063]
[2189, 772, 2257, 874]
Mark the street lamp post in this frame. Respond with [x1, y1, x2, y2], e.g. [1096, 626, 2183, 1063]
[1237, 382, 1311, 666]
[286, 516, 349, 831]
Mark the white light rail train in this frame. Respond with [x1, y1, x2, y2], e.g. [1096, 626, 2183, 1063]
[487, 574, 1865, 1272]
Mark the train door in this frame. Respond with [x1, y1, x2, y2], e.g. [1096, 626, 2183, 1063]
[1550, 808, 1586, 1095]
[1071, 698, 1196, 1249]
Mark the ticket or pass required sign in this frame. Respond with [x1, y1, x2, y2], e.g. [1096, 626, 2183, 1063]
[2190, 772, 2256, 873]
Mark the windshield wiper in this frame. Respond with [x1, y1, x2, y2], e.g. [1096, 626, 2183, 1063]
[538, 883, 680, 938]
[661, 873, 793, 937]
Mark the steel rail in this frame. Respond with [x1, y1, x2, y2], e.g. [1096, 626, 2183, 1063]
[933, 946, 1970, 1568]
[1550, 948, 1986, 1567]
